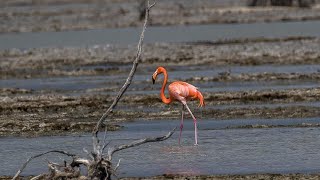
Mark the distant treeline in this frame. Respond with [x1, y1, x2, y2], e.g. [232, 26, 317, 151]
[248, 0, 318, 7]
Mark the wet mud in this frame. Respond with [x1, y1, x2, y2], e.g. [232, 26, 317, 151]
[3, 173, 320, 180]
[0, 93, 121, 136]
[1, 37, 320, 79]
[120, 173, 320, 180]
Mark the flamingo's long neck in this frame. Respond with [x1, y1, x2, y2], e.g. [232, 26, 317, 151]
[160, 69, 172, 104]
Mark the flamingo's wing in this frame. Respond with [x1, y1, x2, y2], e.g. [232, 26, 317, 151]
[168, 81, 198, 101]
[177, 81, 198, 90]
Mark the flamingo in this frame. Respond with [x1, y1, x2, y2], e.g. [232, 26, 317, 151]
[152, 66, 205, 145]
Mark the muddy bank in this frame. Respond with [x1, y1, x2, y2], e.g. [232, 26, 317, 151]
[205, 88, 320, 104]
[1, 87, 320, 136]
[0, 93, 122, 136]
[224, 122, 320, 129]
[0, 121, 122, 137]
[1, 37, 319, 79]
[3, 87, 320, 111]
[3, 173, 320, 180]
[120, 173, 320, 180]
[187, 72, 320, 82]
[1, 0, 320, 33]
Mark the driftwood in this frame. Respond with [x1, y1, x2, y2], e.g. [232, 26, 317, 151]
[12, 1, 175, 179]
[12, 127, 175, 180]
[12, 150, 76, 180]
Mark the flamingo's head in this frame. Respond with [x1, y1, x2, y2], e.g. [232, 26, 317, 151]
[152, 66, 166, 84]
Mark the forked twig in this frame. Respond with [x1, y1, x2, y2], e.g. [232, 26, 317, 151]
[114, 158, 122, 171]
[107, 127, 176, 160]
[12, 150, 76, 180]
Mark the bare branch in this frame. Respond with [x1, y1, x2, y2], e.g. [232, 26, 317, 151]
[102, 141, 111, 154]
[92, 0, 157, 149]
[102, 127, 108, 148]
[73, 157, 90, 166]
[114, 158, 122, 171]
[44, 159, 61, 167]
[107, 127, 176, 160]
[83, 147, 94, 160]
[12, 150, 76, 180]
[149, 0, 156, 8]
[30, 174, 46, 180]
[47, 161, 81, 179]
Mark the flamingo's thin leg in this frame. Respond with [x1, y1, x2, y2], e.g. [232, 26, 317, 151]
[179, 105, 185, 145]
[184, 103, 198, 145]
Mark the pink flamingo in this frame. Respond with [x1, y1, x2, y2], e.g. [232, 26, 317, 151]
[152, 66, 205, 145]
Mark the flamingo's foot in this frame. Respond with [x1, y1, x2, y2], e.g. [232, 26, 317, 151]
[194, 143, 198, 146]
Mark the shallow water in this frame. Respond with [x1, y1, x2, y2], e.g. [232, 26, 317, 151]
[1, 21, 320, 50]
[2, 119, 320, 177]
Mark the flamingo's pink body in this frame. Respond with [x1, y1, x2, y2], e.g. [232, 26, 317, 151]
[152, 66, 205, 145]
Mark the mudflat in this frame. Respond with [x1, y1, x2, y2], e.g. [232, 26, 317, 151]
[1, 37, 320, 136]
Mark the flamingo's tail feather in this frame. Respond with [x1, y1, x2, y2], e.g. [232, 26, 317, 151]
[197, 91, 205, 107]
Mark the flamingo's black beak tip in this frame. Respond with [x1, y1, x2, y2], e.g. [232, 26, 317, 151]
[152, 77, 155, 84]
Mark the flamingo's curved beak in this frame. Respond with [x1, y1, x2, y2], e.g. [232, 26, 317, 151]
[152, 71, 158, 84]
[152, 77, 155, 84]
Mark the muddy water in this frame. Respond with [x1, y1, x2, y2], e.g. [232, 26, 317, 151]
[1, 119, 320, 177]
[1, 20, 320, 50]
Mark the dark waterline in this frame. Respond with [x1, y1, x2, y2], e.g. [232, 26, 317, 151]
[1, 21, 320, 50]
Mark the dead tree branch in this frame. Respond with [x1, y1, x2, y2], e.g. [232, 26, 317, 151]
[107, 127, 176, 160]
[12, 150, 76, 180]
[92, 0, 155, 145]
[47, 161, 81, 179]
